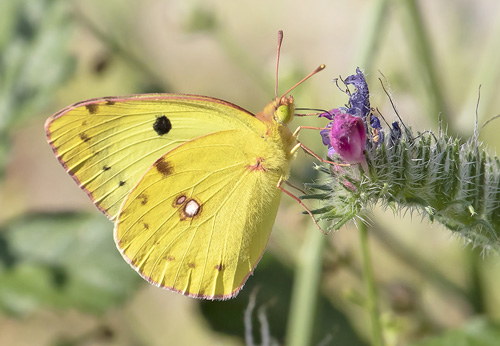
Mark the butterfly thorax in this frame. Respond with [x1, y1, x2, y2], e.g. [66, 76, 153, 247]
[252, 95, 297, 180]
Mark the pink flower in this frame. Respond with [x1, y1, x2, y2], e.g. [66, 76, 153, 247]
[328, 113, 367, 168]
[319, 68, 375, 170]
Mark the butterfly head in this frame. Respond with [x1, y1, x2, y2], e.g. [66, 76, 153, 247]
[257, 95, 295, 125]
[262, 62, 324, 125]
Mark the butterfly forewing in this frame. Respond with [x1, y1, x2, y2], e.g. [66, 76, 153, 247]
[45, 94, 265, 220]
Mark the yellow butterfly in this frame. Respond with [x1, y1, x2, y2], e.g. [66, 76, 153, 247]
[45, 31, 324, 299]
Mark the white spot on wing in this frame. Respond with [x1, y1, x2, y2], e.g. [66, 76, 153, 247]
[184, 199, 200, 217]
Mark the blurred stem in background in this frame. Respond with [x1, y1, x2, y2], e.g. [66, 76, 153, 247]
[285, 220, 326, 346]
[184, 5, 275, 93]
[353, 0, 391, 74]
[456, 6, 500, 134]
[359, 220, 384, 346]
[466, 247, 486, 315]
[356, 0, 452, 131]
[370, 223, 470, 306]
[398, 0, 450, 131]
[72, 4, 170, 91]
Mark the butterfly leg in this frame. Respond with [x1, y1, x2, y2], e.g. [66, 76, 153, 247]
[290, 142, 349, 167]
[284, 180, 307, 195]
[277, 177, 328, 235]
[291, 125, 324, 137]
[291, 126, 349, 166]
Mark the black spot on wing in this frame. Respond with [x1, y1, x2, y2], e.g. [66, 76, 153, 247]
[79, 133, 90, 142]
[119, 181, 126, 187]
[85, 103, 99, 114]
[153, 115, 172, 136]
[103, 165, 111, 171]
[105, 99, 116, 105]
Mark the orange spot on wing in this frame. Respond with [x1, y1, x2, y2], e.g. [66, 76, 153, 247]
[246, 157, 266, 172]
[138, 193, 148, 205]
[156, 157, 174, 177]
[85, 103, 99, 114]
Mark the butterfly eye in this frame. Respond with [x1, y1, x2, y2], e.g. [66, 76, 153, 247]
[275, 103, 294, 124]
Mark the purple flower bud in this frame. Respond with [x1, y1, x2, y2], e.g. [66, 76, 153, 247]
[390, 121, 402, 146]
[328, 113, 367, 167]
[369, 115, 384, 144]
[345, 67, 370, 119]
[320, 124, 332, 146]
[370, 115, 381, 129]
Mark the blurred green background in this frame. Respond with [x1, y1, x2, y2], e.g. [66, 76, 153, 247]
[1, 0, 500, 345]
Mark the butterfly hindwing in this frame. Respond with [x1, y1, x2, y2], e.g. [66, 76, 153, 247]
[114, 129, 286, 299]
[45, 94, 266, 220]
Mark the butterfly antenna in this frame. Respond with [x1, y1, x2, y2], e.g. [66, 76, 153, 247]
[275, 30, 284, 99]
[279, 64, 326, 101]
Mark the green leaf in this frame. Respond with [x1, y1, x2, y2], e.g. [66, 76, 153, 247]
[0, 0, 76, 178]
[0, 212, 141, 315]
